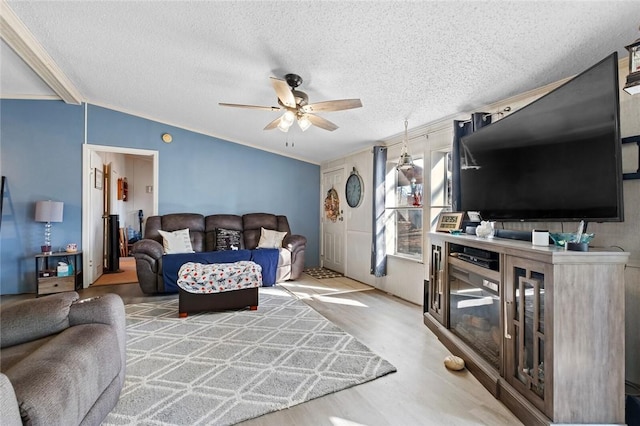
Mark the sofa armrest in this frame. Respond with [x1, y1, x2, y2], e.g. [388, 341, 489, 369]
[69, 294, 127, 373]
[0, 373, 21, 426]
[283, 234, 307, 253]
[0, 292, 79, 348]
[69, 294, 125, 328]
[131, 239, 164, 263]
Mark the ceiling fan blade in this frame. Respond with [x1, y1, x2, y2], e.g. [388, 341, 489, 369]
[270, 77, 296, 108]
[307, 114, 338, 131]
[263, 116, 281, 130]
[302, 99, 362, 113]
[218, 102, 280, 111]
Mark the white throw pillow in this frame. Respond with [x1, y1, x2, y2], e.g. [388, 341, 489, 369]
[257, 227, 287, 249]
[158, 228, 195, 254]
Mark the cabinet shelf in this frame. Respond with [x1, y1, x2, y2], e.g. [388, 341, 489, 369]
[425, 232, 629, 425]
[35, 251, 83, 296]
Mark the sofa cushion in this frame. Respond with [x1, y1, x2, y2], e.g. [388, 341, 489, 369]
[205, 215, 244, 251]
[143, 214, 205, 252]
[242, 213, 279, 249]
[0, 292, 78, 348]
[6, 323, 120, 425]
[158, 228, 195, 254]
[0, 336, 56, 373]
[257, 227, 287, 249]
[215, 228, 242, 251]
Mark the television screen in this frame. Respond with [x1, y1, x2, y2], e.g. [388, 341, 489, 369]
[459, 52, 623, 222]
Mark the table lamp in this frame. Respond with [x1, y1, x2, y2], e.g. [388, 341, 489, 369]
[35, 200, 63, 254]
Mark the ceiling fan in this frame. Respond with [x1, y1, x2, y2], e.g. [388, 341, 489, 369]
[219, 73, 362, 132]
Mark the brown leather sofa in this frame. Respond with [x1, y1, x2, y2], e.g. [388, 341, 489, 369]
[132, 212, 306, 294]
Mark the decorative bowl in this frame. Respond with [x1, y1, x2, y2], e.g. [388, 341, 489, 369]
[448, 229, 463, 235]
[549, 232, 594, 247]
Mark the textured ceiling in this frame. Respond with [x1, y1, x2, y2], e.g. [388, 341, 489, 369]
[2, 1, 640, 164]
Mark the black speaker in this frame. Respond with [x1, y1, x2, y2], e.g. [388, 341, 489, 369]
[106, 214, 120, 272]
[494, 229, 532, 242]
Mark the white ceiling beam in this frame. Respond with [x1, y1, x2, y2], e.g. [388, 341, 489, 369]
[0, 0, 82, 104]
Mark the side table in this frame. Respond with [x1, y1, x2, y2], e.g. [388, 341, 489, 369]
[35, 251, 83, 296]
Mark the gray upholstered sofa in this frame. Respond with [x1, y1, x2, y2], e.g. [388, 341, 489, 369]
[132, 212, 307, 294]
[0, 292, 126, 426]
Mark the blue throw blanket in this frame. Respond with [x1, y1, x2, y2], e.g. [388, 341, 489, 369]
[249, 248, 279, 286]
[162, 249, 279, 293]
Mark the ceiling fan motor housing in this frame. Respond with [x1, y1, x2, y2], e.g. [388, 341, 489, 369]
[292, 90, 308, 107]
[285, 73, 303, 88]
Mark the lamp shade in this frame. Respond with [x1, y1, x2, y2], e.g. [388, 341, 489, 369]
[396, 119, 415, 170]
[35, 201, 64, 223]
[396, 152, 415, 170]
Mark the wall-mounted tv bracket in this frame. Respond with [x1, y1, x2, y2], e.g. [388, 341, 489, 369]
[622, 135, 640, 180]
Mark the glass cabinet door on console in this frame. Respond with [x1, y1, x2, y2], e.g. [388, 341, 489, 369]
[504, 256, 553, 417]
[428, 240, 447, 326]
[448, 262, 501, 371]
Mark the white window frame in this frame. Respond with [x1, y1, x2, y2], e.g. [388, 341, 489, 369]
[385, 156, 424, 261]
[429, 149, 453, 231]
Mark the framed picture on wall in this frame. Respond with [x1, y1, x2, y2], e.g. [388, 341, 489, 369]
[436, 212, 464, 232]
[94, 168, 103, 190]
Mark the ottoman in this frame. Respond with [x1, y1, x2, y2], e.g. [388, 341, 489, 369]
[177, 261, 262, 317]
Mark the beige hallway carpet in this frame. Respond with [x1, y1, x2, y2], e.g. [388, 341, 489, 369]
[92, 257, 138, 286]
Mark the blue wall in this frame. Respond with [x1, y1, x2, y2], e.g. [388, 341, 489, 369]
[0, 100, 320, 295]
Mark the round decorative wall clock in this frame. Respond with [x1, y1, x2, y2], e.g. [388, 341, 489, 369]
[345, 167, 364, 208]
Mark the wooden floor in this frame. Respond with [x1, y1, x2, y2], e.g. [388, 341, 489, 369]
[0, 274, 522, 426]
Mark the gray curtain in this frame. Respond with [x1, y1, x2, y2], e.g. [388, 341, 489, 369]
[371, 146, 387, 277]
[452, 112, 491, 211]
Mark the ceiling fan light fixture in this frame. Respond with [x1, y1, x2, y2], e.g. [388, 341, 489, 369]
[396, 119, 415, 171]
[298, 115, 312, 131]
[277, 120, 291, 132]
[277, 110, 295, 132]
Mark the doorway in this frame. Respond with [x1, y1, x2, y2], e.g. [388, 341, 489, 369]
[321, 167, 346, 274]
[82, 144, 158, 287]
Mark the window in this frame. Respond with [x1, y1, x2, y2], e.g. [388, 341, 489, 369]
[385, 157, 424, 260]
[430, 150, 453, 230]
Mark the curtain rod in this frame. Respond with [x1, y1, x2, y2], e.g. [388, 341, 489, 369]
[457, 106, 512, 125]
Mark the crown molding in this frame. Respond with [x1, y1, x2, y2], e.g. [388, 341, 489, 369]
[86, 100, 321, 166]
[0, 0, 82, 105]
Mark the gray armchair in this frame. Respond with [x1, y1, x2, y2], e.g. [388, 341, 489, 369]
[0, 292, 126, 425]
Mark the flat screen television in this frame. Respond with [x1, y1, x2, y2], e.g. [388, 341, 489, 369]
[458, 52, 624, 222]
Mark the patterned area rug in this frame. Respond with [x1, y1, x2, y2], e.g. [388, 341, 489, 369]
[103, 288, 396, 426]
[304, 267, 343, 279]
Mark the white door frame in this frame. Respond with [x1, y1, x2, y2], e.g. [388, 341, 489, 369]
[81, 144, 159, 287]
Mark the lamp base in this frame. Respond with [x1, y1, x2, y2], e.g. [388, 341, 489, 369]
[41, 245, 52, 255]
